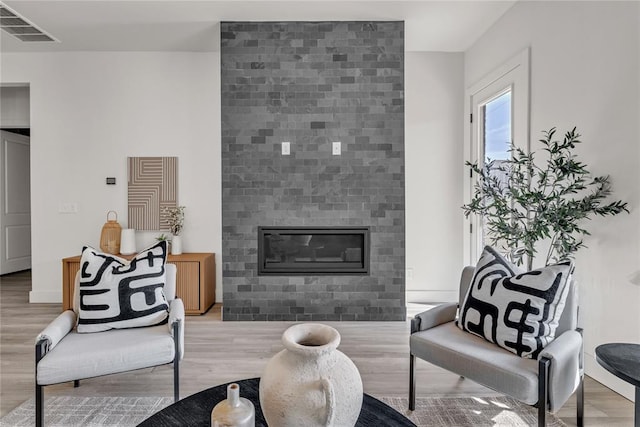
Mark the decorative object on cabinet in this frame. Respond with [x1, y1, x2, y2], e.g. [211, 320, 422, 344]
[63, 252, 215, 315]
[99, 210, 122, 254]
[171, 236, 183, 255]
[164, 205, 186, 235]
[120, 229, 136, 255]
[156, 233, 171, 243]
[164, 205, 185, 255]
[128, 156, 178, 231]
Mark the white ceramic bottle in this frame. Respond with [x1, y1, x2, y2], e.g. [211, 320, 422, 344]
[211, 383, 255, 427]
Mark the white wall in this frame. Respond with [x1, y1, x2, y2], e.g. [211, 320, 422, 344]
[0, 85, 30, 128]
[0, 52, 223, 303]
[465, 1, 640, 400]
[405, 52, 465, 303]
[1, 49, 465, 308]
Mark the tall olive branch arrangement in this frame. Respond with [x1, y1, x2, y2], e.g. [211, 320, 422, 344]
[462, 127, 629, 270]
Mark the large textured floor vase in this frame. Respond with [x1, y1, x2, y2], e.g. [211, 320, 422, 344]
[259, 323, 363, 427]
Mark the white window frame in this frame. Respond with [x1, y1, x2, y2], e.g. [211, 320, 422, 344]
[463, 48, 530, 266]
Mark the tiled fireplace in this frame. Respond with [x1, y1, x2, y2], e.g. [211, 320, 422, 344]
[221, 21, 405, 321]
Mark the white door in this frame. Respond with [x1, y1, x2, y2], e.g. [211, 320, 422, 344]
[0, 130, 31, 274]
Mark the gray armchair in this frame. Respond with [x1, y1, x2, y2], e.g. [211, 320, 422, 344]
[409, 266, 584, 427]
[35, 264, 184, 427]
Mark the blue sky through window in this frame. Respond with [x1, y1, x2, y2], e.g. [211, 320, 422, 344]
[484, 91, 511, 161]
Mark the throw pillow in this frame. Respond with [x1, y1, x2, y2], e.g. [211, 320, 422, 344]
[77, 240, 169, 333]
[458, 246, 573, 358]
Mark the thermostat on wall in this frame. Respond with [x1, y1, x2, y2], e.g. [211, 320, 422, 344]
[106, 177, 116, 185]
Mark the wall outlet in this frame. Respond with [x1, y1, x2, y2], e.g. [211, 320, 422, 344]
[332, 141, 341, 155]
[282, 141, 290, 155]
[58, 202, 78, 214]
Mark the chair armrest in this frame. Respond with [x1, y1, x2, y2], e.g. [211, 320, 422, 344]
[35, 310, 76, 353]
[168, 298, 185, 360]
[411, 302, 457, 333]
[539, 329, 583, 412]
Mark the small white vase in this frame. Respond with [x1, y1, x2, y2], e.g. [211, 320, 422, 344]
[119, 229, 136, 255]
[259, 323, 363, 427]
[211, 383, 255, 427]
[171, 235, 182, 255]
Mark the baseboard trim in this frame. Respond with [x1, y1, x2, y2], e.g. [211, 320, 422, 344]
[29, 290, 62, 304]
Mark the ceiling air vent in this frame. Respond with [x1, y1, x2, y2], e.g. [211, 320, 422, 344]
[0, 2, 58, 42]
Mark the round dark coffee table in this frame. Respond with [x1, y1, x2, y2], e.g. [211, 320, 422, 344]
[595, 343, 640, 427]
[138, 377, 416, 427]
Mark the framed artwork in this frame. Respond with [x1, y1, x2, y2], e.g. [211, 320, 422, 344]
[127, 157, 178, 231]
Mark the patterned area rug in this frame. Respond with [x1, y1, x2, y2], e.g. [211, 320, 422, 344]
[382, 396, 566, 427]
[0, 395, 566, 426]
[0, 397, 172, 427]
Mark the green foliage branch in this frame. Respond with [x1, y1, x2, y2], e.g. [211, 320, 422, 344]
[462, 127, 628, 270]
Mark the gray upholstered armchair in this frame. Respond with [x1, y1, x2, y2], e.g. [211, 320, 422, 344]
[35, 264, 184, 427]
[409, 266, 584, 427]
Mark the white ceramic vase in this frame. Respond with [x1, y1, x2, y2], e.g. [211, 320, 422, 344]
[171, 235, 182, 255]
[259, 323, 363, 427]
[119, 229, 136, 255]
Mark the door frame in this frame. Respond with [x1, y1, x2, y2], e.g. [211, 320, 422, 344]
[463, 48, 530, 266]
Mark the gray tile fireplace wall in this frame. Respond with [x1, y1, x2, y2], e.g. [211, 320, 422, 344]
[221, 21, 405, 321]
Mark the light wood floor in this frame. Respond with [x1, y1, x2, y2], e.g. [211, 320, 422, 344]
[1, 270, 634, 425]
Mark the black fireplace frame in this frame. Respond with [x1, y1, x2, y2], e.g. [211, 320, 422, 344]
[258, 226, 370, 275]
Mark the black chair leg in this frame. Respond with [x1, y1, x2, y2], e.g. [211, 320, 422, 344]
[173, 355, 179, 402]
[409, 354, 416, 411]
[74, 380, 80, 388]
[538, 357, 550, 427]
[35, 339, 46, 427]
[173, 320, 180, 402]
[577, 374, 584, 427]
[36, 384, 43, 427]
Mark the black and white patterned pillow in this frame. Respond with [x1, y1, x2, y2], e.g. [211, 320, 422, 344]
[77, 241, 169, 333]
[458, 246, 573, 358]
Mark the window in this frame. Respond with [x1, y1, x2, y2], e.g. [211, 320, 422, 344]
[464, 48, 530, 265]
[484, 90, 512, 162]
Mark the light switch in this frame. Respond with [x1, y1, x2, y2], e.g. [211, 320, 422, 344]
[58, 202, 78, 214]
[332, 141, 341, 155]
[282, 141, 290, 155]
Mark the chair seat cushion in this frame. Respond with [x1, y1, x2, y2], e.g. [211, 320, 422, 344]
[411, 321, 539, 405]
[37, 324, 175, 385]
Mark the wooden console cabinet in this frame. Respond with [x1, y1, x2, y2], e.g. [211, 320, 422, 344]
[62, 252, 216, 315]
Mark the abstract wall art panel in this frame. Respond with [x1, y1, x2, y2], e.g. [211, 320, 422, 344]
[127, 157, 178, 231]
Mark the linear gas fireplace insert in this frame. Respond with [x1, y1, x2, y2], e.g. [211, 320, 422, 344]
[258, 226, 370, 275]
